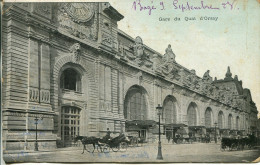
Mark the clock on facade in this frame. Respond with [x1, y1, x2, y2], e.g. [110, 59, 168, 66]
[63, 3, 94, 23]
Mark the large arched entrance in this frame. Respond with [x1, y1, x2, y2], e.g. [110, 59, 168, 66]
[205, 107, 214, 138]
[187, 102, 197, 126]
[124, 85, 148, 120]
[218, 111, 226, 137]
[228, 114, 233, 130]
[163, 96, 177, 124]
[162, 95, 177, 142]
[218, 111, 224, 129]
[205, 107, 213, 128]
[58, 64, 85, 147]
[187, 102, 199, 140]
[124, 85, 152, 142]
[236, 116, 240, 130]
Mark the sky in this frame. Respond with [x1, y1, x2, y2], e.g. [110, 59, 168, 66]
[108, 0, 260, 117]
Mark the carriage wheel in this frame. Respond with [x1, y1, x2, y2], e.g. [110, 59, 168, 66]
[220, 145, 225, 151]
[248, 144, 253, 149]
[120, 142, 128, 152]
[136, 140, 139, 147]
[97, 144, 103, 153]
[231, 144, 237, 151]
[103, 144, 110, 153]
[85, 144, 95, 153]
[132, 139, 137, 147]
[111, 145, 120, 152]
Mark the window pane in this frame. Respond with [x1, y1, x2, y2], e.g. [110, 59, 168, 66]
[61, 106, 81, 144]
[125, 89, 147, 120]
[61, 68, 81, 91]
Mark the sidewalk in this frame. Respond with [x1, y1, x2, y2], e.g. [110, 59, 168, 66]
[3, 146, 82, 155]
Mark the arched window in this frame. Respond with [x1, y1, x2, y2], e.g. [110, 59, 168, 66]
[60, 68, 81, 92]
[245, 118, 248, 131]
[218, 111, 224, 129]
[236, 116, 240, 130]
[228, 114, 232, 129]
[187, 103, 197, 126]
[61, 106, 81, 146]
[205, 108, 212, 128]
[163, 96, 177, 124]
[124, 86, 147, 120]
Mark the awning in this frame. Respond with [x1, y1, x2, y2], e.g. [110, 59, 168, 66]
[125, 120, 157, 128]
[230, 129, 238, 132]
[219, 128, 230, 132]
[188, 126, 205, 130]
[164, 123, 187, 129]
[206, 127, 216, 131]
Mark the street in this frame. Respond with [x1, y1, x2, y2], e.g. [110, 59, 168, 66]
[3, 143, 260, 163]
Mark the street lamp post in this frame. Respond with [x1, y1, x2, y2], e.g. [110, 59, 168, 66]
[214, 122, 217, 144]
[156, 104, 163, 160]
[34, 115, 43, 151]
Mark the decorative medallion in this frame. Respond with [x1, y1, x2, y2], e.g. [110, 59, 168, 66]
[58, 3, 98, 41]
[63, 3, 94, 23]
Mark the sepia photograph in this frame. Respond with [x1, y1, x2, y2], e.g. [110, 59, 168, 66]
[1, 0, 260, 164]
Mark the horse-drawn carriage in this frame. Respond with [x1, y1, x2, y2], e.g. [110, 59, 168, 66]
[201, 134, 211, 143]
[220, 134, 257, 151]
[97, 134, 129, 153]
[174, 134, 193, 144]
[75, 134, 129, 154]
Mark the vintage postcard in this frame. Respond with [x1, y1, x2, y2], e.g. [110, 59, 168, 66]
[1, 0, 260, 164]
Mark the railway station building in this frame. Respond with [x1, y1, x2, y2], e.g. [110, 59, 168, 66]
[2, 2, 259, 150]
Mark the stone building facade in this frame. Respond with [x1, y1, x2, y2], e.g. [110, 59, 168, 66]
[2, 2, 258, 150]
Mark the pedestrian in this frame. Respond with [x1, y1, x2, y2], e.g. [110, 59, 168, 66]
[167, 135, 171, 143]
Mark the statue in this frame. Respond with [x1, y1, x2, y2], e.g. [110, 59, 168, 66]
[163, 44, 176, 63]
[128, 36, 151, 67]
[184, 70, 200, 90]
[134, 36, 144, 59]
[202, 70, 212, 82]
[234, 75, 238, 81]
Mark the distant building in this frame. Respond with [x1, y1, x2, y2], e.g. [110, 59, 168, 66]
[2, 2, 258, 150]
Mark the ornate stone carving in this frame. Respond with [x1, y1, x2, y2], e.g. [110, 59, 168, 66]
[33, 3, 51, 19]
[29, 88, 39, 102]
[58, 3, 98, 41]
[127, 36, 153, 68]
[183, 70, 200, 90]
[131, 36, 144, 58]
[102, 18, 111, 30]
[69, 43, 81, 62]
[40, 90, 50, 103]
[136, 71, 143, 85]
[202, 70, 213, 83]
[101, 33, 112, 47]
[63, 3, 94, 23]
[224, 66, 233, 80]
[234, 75, 238, 81]
[162, 44, 176, 63]
[155, 44, 180, 80]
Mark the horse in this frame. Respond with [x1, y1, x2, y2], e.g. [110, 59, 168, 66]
[74, 136, 100, 154]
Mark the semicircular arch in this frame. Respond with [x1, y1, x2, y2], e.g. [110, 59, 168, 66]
[187, 102, 198, 126]
[162, 95, 178, 124]
[123, 85, 150, 120]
